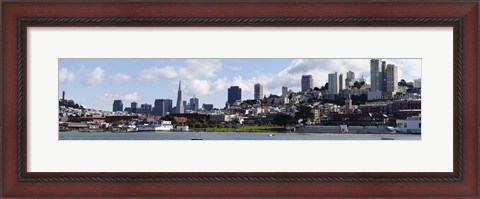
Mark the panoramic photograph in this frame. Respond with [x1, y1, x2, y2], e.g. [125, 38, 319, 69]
[58, 58, 421, 140]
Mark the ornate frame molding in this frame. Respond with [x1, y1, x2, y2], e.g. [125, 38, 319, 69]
[16, 17, 463, 182]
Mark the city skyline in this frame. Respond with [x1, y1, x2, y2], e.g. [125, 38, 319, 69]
[59, 58, 421, 111]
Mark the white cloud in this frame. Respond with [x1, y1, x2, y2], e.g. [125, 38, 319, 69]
[138, 65, 178, 81]
[59, 68, 75, 84]
[83, 67, 105, 86]
[184, 79, 211, 96]
[112, 73, 131, 83]
[178, 59, 222, 80]
[100, 92, 140, 102]
[154, 59, 422, 102]
[228, 66, 242, 71]
[140, 59, 222, 81]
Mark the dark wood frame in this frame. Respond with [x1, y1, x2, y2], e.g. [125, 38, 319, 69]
[2, 1, 478, 197]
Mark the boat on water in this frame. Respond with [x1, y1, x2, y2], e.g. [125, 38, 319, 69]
[137, 120, 174, 131]
[123, 121, 138, 132]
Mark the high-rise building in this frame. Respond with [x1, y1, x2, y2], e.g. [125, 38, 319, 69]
[301, 75, 313, 92]
[370, 59, 384, 91]
[183, 101, 188, 111]
[189, 95, 199, 111]
[141, 103, 152, 111]
[346, 71, 355, 87]
[176, 81, 184, 114]
[131, 102, 138, 113]
[62, 90, 66, 104]
[153, 99, 173, 116]
[254, 83, 263, 100]
[282, 86, 289, 97]
[386, 64, 398, 93]
[227, 86, 242, 106]
[137, 103, 152, 115]
[414, 78, 421, 88]
[112, 100, 123, 112]
[202, 103, 214, 111]
[381, 61, 387, 92]
[339, 73, 344, 91]
[328, 72, 340, 94]
[347, 70, 355, 80]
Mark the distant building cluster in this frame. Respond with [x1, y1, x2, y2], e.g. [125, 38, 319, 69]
[60, 59, 421, 133]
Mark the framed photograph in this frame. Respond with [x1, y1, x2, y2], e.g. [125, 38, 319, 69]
[2, 1, 478, 197]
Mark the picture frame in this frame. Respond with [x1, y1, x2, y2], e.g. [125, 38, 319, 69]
[1, 1, 478, 197]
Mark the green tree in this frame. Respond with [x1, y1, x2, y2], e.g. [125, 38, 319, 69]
[319, 83, 329, 91]
[162, 115, 177, 125]
[272, 113, 295, 129]
[295, 105, 314, 124]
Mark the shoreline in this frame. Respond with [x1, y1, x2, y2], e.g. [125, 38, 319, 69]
[61, 131, 420, 136]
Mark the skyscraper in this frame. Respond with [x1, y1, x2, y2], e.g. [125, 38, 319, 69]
[386, 64, 398, 93]
[189, 95, 199, 111]
[328, 72, 340, 94]
[141, 103, 152, 111]
[339, 73, 344, 91]
[112, 100, 123, 112]
[131, 102, 138, 113]
[202, 103, 214, 111]
[370, 59, 383, 91]
[414, 78, 421, 88]
[176, 81, 184, 114]
[347, 70, 355, 80]
[227, 86, 242, 106]
[254, 83, 263, 100]
[153, 99, 172, 116]
[282, 86, 289, 97]
[346, 71, 355, 87]
[62, 90, 66, 104]
[301, 75, 313, 92]
[381, 60, 387, 92]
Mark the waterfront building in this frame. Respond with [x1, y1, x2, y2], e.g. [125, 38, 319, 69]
[131, 102, 138, 113]
[189, 95, 199, 111]
[396, 114, 421, 133]
[176, 81, 184, 114]
[112, 100, 123, 112]
[301, 75, 313, 92]
[328, 72, 340, 94]
[227, 86, 242, 106]
[370, 59, 384, 91]
[414, 78, 422, 88]
[282, 86, 289, 97]
[254, 83, 263, 100]
[386, 64, 399, 93]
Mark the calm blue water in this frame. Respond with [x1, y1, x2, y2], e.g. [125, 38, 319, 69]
[59, 131, 421, 140]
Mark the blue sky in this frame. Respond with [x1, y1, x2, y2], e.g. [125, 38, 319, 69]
[59, 58, 421, 111]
